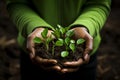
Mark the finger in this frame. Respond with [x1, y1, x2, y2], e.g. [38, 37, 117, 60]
[30, 48, 35, 59]
[63, 58, 84, 67]
[34, 56, 57, 65]
[48, 30, 55, 39]
[61, 67, 79, 73]
[82, 33, 92, 63]
[84, 33, 93, 55]
[27, 35, 35, 58]
[83, 53, 90, 64]
[43, 65, 61, 71]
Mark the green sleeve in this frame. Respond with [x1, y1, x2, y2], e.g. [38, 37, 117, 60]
[70, 0, 111, 37]
[6, 0, 53, 37]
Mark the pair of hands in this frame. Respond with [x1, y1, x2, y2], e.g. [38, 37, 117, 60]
[26, 27, 93, 73]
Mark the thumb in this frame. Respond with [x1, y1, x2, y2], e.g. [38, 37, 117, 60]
[28, 47, 35, 59]
[26, 40, 35, 59]
[29, 51, 35, 59]
[84, 53, 90, 63]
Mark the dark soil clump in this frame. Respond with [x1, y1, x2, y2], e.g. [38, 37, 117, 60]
[35, 42, 85, 68]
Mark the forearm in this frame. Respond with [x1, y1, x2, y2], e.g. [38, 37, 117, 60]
[69, 0, 111, 37]
[6, 3, 53, 38]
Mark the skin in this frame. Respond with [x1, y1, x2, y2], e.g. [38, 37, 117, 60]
[26, 27, 93, 73]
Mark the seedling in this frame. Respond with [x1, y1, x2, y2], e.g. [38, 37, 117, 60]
[33, 28, 53, 53]
[33, 25, 85, 58]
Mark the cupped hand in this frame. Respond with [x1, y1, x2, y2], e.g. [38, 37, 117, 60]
[60, 54, 90, 73]
[27, 27, 54, 58]
[59, 27, 93, 73]
[33, 56, 61, 71]
[72, 27, 93, 56]
[26, 27, 61, 71]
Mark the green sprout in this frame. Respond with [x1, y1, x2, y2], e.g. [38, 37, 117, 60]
[33, 25, 85, 58]
[33, 28, 52, 53]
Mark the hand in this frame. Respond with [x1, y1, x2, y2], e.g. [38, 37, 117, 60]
[26, 27, 61, 71]
[59, 27, 93, 73]
[33, 56, 61, 71]
[72, 27, 93, 56]
[27, 27, 54, 58]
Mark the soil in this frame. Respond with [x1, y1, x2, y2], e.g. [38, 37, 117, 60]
[35, 42, 85, 68]
[0, 0, 120, 80]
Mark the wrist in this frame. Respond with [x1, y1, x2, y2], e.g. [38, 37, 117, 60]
[72, 26, 88, 32]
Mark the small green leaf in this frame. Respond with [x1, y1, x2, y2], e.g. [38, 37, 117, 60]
[69, 43, 76, 52]
[57, 24, 61, 28]
[66, 30, 74, 37]
[77, 39, 85, 45]
[57, 24, 65, 35]
[65, 27, 69, 31]
[60, 27, 66, 35]
[61, 51, 69, 58]
[65, 37, 70, 45]
[46, 37, 52, 43]
[41, 28, 48, 38]
[55, 38, 64, 46]
[33, 37, 42, 43]
[52, 28, 61, 38]
[70, 40, 75, 44]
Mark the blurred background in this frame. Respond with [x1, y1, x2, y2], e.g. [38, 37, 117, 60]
[0, 0, 120, 80]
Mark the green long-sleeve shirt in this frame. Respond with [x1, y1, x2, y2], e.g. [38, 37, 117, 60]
[6, 0, 111, 55]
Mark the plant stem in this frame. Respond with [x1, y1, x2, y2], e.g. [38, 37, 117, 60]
[45, 43, 49, 52]
[52, 41, 55, 56]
